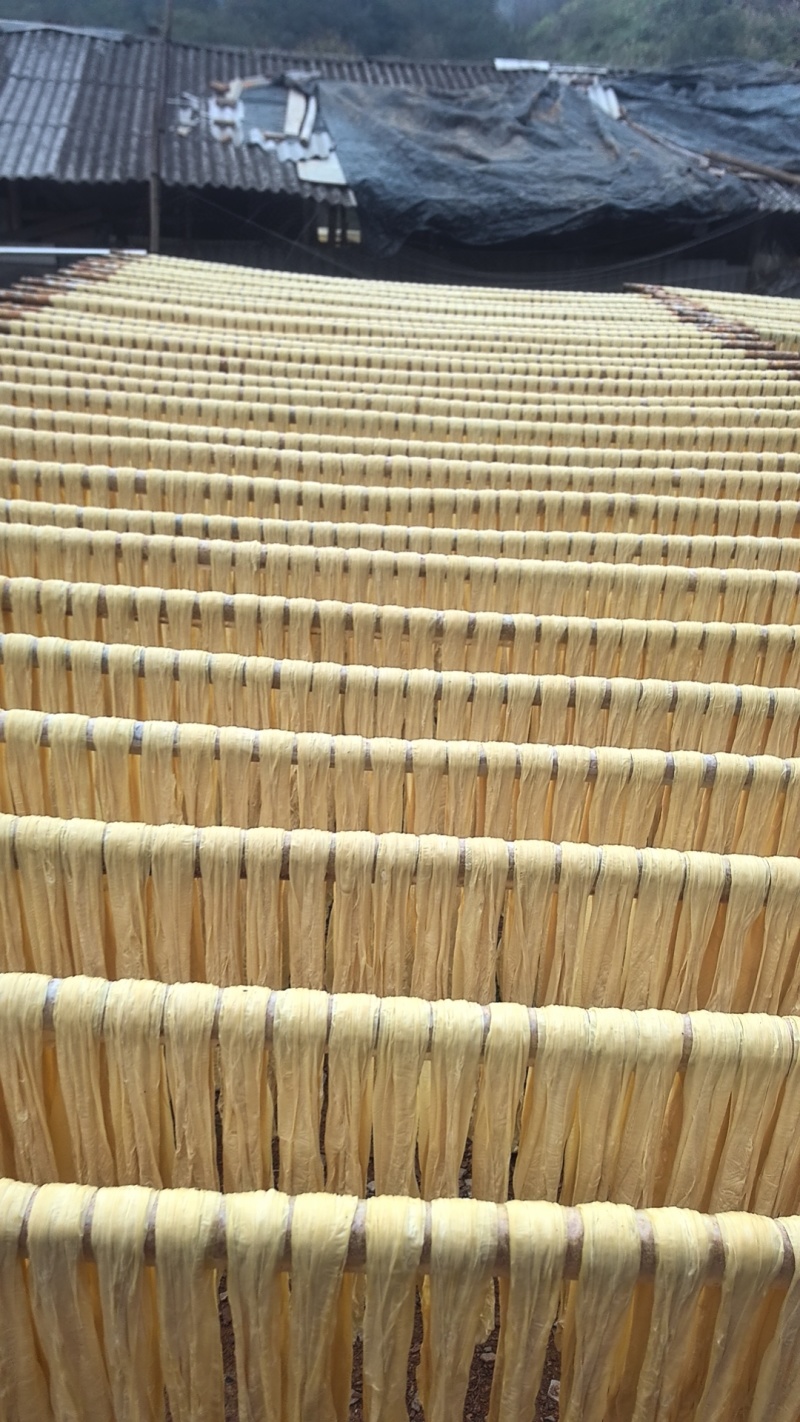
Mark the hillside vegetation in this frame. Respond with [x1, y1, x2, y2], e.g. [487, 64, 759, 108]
[525, 0, 800, 66]
[0, 0, 797, 64]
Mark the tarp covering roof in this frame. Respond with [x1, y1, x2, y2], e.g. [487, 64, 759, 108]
[317, 63, 800, 253]
[614, 63, 800, 172]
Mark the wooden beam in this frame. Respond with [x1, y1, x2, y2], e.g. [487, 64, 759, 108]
[149, 174, 161, 255]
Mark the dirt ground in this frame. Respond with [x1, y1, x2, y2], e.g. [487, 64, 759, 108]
[213, 1091, 561, 1421]
[217, 1273, 561, 1422]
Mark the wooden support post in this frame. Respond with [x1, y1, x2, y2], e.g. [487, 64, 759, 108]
[149, 173, 161, 254]
[149, 0, 173, 255]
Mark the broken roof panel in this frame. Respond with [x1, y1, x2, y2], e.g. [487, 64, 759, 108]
[196, 73, 351, 193]
[162, 43, 356, 202]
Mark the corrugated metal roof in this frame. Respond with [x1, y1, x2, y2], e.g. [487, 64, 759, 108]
[0, 20, 128, 41]
[0, 26, 159, 183]
[168, 43, 500, 92]
[0, 23, 799, 222]
[0, 25, 501, 195]
[754, 177, 800, 215]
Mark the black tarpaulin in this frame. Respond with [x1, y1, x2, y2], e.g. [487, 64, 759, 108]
[316, 63, 800, 254]
[615, 62, 800, 172]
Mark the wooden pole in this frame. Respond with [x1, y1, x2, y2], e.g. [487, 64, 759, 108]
[148, 173, 161, 256]
[149, 0, 173, 254]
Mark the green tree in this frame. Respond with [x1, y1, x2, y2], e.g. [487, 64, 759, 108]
[244, 0, 513, 59]
[524, 0, 800, 65]
[0, 0, 162, 31]
[0, 0, 516, 58]
[1, 0, 798, 63]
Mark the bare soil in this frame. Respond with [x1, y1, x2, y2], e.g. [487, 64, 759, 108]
[212, 1086, 561, 1421]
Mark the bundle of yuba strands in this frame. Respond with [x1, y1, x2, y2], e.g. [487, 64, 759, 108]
[3, 1178, 800, 1422]
[5, 522, 800, 625]
[3, 708, 800, 854]
[7, 497, 800, 571]
[3, 974, 800, 1216]
[4, 631, 800, 755]
[7, 458, 800, 538]
[3, 814, 800, 1011]
[6, 574, 800, 684]
[1, 255, 799, 1419]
